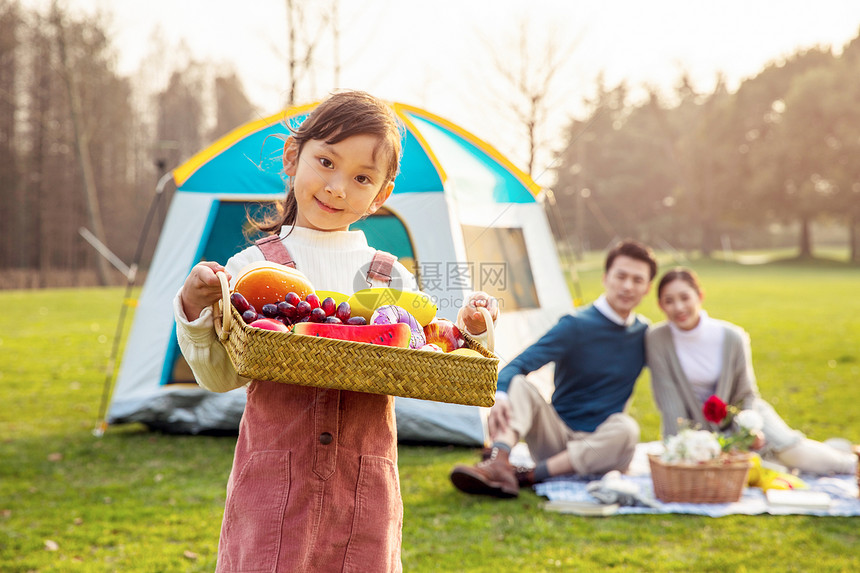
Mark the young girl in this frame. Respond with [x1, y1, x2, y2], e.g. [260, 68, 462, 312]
[646, 267, 856, 476]
[175, 91, 498, 572]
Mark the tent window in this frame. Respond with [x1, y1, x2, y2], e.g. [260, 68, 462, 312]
[460, 225, 539, 311]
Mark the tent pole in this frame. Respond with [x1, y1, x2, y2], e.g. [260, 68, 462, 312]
[94, 172, 173, 437]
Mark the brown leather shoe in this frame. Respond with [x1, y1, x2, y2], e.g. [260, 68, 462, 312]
[515, 466, 536, 488]
[450, 447, 519, 498]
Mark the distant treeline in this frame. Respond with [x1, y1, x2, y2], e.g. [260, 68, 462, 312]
[0, 1, 256, 288]
[1, 2, 858, 290]
[550, 31, 860, 262]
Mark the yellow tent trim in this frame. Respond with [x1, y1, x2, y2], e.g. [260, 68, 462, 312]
[172, 102, 318, 187]
[393, 103, 542, 197]
[390, 103, 447, 185]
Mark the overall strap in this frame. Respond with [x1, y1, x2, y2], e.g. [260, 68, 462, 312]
[255, 235, 296, 267]
[367, 251, 396, 285]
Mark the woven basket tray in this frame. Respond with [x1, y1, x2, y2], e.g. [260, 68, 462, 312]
[648, 453, 752, 504]
[212, 272, 498, 407]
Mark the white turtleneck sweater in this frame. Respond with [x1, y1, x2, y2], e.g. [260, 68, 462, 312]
[668, 311, 726, 404]
[174, 225, 489, 394]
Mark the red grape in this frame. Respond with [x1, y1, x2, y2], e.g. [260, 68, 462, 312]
[324, 316, 342, 324]
[346, 316, 367, 326]
[309, 308, 326, 323]
[277, 301, 298, 320]
[230, 292, 253, 314]
[305, 293, 321, 310]
[321, 297, 336, 317]
[241, 310, 257, 324]
[285, 292, 301, 306]
[295, 300, 312, 318]
[261, 303, 279, 318]
[335, 302, 351, 322]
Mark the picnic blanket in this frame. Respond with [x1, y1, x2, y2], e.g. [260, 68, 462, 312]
[530, 442, 860, 517]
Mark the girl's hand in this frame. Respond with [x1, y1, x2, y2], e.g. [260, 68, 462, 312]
[179, 261, 230, 321]
[458, 291, 499, 335]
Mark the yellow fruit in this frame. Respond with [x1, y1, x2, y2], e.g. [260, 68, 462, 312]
[449, 348, 484, 358]
[347, 288, 437, 327]
[234, 261, 314, 310]
[314, 290, 350, 306]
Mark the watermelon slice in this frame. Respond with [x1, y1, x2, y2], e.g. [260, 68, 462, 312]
[292, 322, 411, 348]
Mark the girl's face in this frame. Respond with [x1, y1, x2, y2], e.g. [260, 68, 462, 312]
[658, 278, 703, 331]
[283, 134, 394, 232]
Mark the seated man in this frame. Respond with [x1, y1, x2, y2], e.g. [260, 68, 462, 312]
[450, 239, 657, 497]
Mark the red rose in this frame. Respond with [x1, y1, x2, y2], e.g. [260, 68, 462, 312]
[703, 395, 728, 424]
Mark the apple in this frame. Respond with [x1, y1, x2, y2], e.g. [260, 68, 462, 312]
[249, 318, 289, 332]
[422, 318, 465, 353]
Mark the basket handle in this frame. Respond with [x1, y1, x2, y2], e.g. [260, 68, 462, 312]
[214, 270, 231, 341]
[459, 305, 495, 353]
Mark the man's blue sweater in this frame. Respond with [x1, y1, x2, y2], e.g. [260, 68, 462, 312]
[496, 305, 648, 432]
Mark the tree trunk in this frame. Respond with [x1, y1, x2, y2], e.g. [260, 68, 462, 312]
[52, 5, 110, 285]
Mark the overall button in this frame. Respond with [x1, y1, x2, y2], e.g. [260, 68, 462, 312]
[319, 432, 333, 445]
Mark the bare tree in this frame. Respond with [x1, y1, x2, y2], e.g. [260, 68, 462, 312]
[284, 0, 333, 106]
[50, 0, 111, 285]
[481, 19, 581, 178]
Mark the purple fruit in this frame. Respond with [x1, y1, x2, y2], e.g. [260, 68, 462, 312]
[285, 292, 301, 306]
[346, 316, 367, 326]
[261, 303, 279, 318]
[324, 316, 342, 324]
[321, 297, 336, 317]
[277, 301, 298, 320]
[241, 309, 257, 324]
[370, 305, 425, 349]
[230, 292, 253, 314]
[335, 301, 351, 322]
[296, 300, 312, 318]
[309, 307, 327, 323]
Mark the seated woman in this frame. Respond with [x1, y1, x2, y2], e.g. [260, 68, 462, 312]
[646, 267, 856, 476]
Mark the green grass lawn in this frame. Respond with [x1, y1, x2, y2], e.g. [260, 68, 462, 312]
[1, 256, 858, 572]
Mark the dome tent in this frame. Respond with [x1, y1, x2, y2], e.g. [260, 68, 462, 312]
[107, 101, 572, 445]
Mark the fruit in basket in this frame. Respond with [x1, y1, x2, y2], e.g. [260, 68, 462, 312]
[370, 305, 425, 349]
[321, 297, 337, 317]
[292, 322, 411, 348]
[234, 262, 314, 310]
[296, 300, 312, 319]
[230, 292, 254, 315]
[346, 316, 367, 326]
[315, 290, 350, 306]
[423, 318, 465, 353]
[449, 348, 483, 358]
[249, 318, 289, 332]
[347, 288, 437, 327]
[305, 293, 321, 310]
[335, 302, 351, 322]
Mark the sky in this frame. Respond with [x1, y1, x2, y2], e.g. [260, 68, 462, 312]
[28, 0, 860, 186]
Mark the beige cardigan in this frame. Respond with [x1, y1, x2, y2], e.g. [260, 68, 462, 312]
[646, 319, 759, 438]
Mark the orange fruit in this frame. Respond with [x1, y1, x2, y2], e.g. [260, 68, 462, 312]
[233, 261, 314, 310]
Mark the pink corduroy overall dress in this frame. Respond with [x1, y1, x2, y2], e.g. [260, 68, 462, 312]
[216, 236, 403, 573]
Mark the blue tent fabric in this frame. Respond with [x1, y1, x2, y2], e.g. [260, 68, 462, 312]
[174, 104, 533, 201]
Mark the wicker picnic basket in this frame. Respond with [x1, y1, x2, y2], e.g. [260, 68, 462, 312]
[648, 453, 752, 504]
[212, 272, 498, 407]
